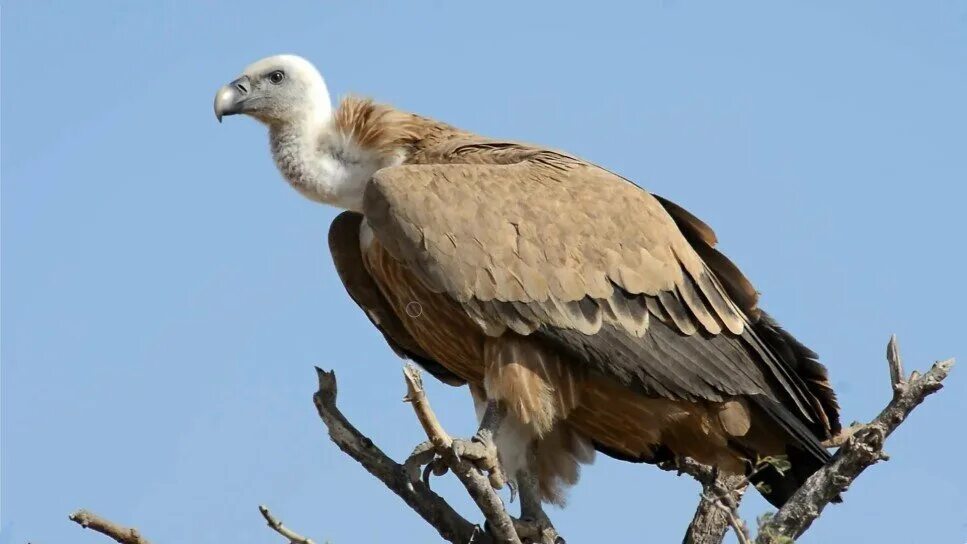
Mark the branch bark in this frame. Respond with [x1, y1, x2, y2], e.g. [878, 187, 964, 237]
[69, 510, 152, 544]
[259, 505, 315, 544]
[660, 457, 746, 544]
[311, 367, 487, 544]
[402, 364, 522, 544]
[755, 339, 955, 543]
[681, 471, 746, 544]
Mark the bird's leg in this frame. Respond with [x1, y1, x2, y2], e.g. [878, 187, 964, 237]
[512, 450, 563, 544]
[451, 399, 507, 488]
[518, 466, 546, 524]
[404, 399, 507, 489]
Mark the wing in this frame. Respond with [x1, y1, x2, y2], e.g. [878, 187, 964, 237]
[656, 193, 840, 436]
[328, 210, 465, 386]
[363, 142, 834, 441]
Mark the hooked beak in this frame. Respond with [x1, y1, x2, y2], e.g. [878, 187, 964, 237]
[213, 76, 251, 122]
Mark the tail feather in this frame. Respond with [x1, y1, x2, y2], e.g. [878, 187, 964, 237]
[746, 395, 840, 507]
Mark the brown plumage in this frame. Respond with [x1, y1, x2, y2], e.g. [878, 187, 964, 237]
[326, 96, 840, 507]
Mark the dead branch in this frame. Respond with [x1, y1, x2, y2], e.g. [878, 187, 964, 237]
[67, 334, 954, 544]
[311, 367, 487, 544]
[69, 510, 151, 544]
[660, 457, 746, 544]
[683, 472, 748, 544]
[755, 337, 955, 543]
[259, 505, 315, 544]
[820, 423, 863, 448]
[403, 364, 522, 544]
[682, 487, 733, 544]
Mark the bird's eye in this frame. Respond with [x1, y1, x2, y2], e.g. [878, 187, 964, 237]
[268, 70, 285, 84]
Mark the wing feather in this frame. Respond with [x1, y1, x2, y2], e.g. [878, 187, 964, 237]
[657, 289, 699, 336]
[328, 211, 464, 386]
[363, 144, 834, 436]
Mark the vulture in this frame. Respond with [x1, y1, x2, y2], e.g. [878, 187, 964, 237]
[215, 55, 840, 528]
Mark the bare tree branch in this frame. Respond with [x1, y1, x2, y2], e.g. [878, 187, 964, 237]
[311, 367, 487, 544]
[69, 510, 151, 544]
[660, 457, 746, 544]
[680, 470, 746, 544]
[259, 505, 315, 544]
[67, 336, 954, 544]
[403, 364, 522, 544]
[682, 490, 732, 544]
[755, 339, 955, 543]
[820, 423, 863, 448]
[706, 481, 752, 544]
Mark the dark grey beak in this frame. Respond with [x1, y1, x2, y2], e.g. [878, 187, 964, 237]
[214, 76, 251, 122]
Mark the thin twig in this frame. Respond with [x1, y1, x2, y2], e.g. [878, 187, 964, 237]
[665, 456, 760, 544]
[69, 510, 151, 544]
[311, 367, 487, 544]
[700, 490, 751, 544]
[661, 458, 740, 544]
[756, 337, 954, 543]
[820, 423, 864, 448]
[402, 365, 454, 451]
[681, 478, 737, 544]
[725, 508, 753, 544]
[403, 364, 522, 544]
[259, 505, 315, 544]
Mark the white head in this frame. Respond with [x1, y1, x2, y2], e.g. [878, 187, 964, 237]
[215, 55, 387, 211]
[214, 54, 331, 127]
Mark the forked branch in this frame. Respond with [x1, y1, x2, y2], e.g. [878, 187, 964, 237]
[755, 337, 954, 543]
[65, 336, 954, 544]
[311, 367, 487, 543]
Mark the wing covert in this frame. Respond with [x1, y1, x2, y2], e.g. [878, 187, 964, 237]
[329, 210, 465, 386]
[362, 144, 827, 429]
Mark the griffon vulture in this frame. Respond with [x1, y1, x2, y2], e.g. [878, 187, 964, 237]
[214, 54, 840, 529]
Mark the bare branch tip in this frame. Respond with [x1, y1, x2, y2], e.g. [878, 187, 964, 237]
[756, 343, 956, 542]
[886, 335, 904, 389]
[259, 504, 316, 544]
[403, 363, 423, 384]
[68, 509, 151, 544]
[68, 509, 89, 525]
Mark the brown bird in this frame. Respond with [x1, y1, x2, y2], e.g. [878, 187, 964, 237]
[215, 55, 840, 530]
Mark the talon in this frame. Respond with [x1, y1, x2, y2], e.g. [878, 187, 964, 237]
[431, 458, 449, 476]
[450, 441, 461, 461]
[421, 463, 435, 488]
[448, 436, 505, 491]
[404, 440, 438, 483]
[420, 458, 452, 488]
[488, 470, 506, 490]
[404, 437, 505, 490]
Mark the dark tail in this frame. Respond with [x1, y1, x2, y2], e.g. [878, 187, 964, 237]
[656, 193, 842, 507]
[747, 313, 842, 508]
[746, 394, 834, 507]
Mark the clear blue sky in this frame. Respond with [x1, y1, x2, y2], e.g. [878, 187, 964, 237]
[2, 1, 965, 542]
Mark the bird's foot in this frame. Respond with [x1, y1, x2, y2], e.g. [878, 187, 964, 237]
[403, 431, 506, 490]
[451, 432, 505, 488]
[403, 440, 448, 486]
[512, 514, 564, 544]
